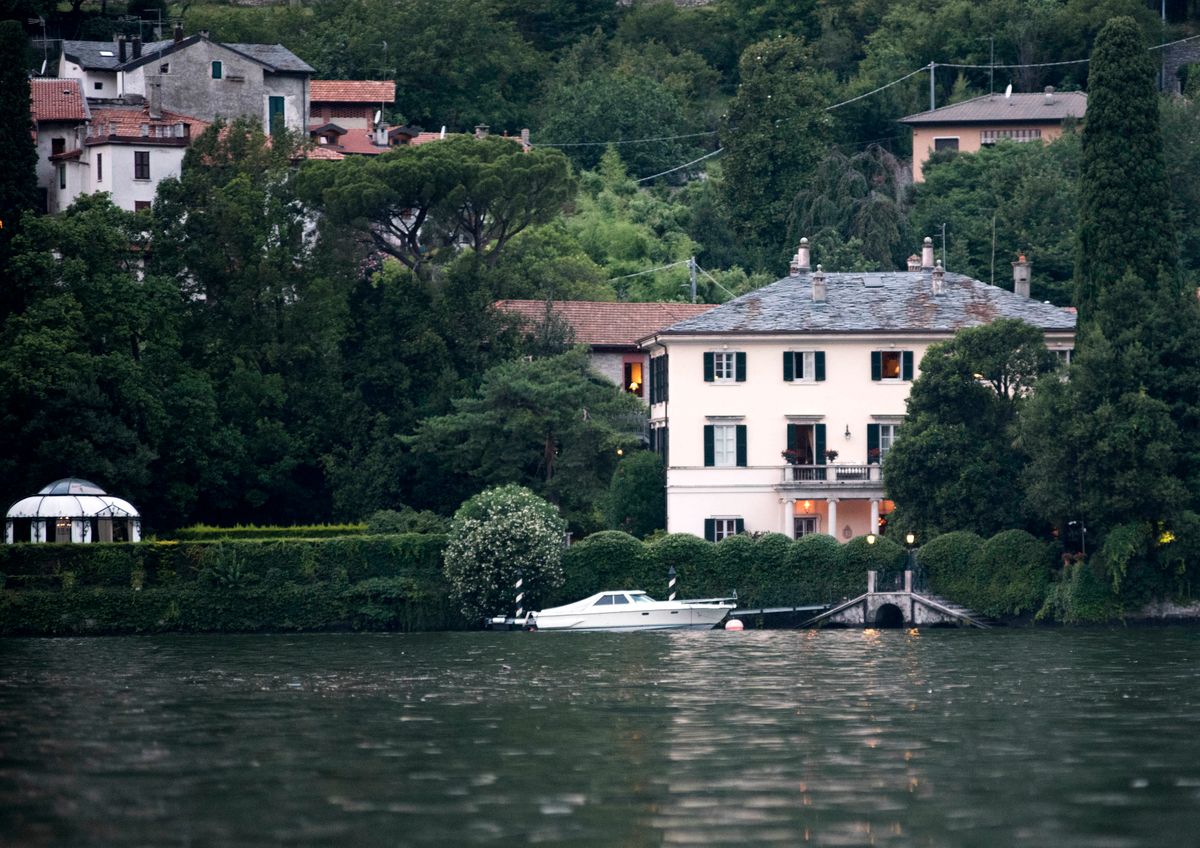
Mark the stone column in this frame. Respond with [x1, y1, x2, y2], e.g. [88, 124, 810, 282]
[827, 498, 838, 538]
[870, 499, 880, 534]
[784, 498, 796, 538]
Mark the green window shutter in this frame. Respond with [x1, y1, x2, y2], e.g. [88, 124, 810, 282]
[703, 425, 715, 467]
[662, 428, 669, 464]
[649, 428, 657, 453]
[815, 424, 826, 465]
[268, 96, 285, 134]
[867, 423, 880, 464]
[734, 518, 745, 535]
[783, 351, 794, 382]
[871, 351, 882, 381]
[736, 425, 747, 467]
[663, 354, 669, 401]
[703, 352, 714, 382]
[787, 423, 799, 453]
[902, 351, 914, 381]
[815, 351, 826, 382]
[735, 352, 746, 382]
[705, 519, 716, 542]
[212, 60, 222, 79]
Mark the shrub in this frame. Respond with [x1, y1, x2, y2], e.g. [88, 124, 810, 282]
[749, 533, 794, 606]
[366, 508, 450, 535]
[920, 531, 985, 601]
[171, 523, 368, 541]
[645, 533, 714, 601]
[558, 531, 650, 604]
[443, 485, 567, 622]
[968, 529, 1053, 617]
[1038, 559, 1123, 623]
[708, 533, 756, 600]
[840, 535, 906, 594]
[602, 452, 666, 539]
[789, 534, 843, 603]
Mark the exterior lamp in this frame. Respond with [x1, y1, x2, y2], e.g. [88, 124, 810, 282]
[866, 534, 876, 545]
[905, 532, 916, 546]
[844, 425, 851, 439]
[616, 448, 624, 456]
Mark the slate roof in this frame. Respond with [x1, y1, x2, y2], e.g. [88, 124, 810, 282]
[900, 92, 1087, 125]
[654, 270, 1076, 337]
[310, 80, 395, 103]
[30, 78, 89, 122]
[62, 39, 173, 70]
[223, 43, 314, 74]
[496, 300, 718, 349]
[65, 37, 314, 75]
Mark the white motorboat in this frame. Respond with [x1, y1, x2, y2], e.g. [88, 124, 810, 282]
[528, 590, 736, 632]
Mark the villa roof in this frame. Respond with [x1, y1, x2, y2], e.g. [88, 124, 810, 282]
[900, 92, 1087, 125]
[496, 300, 717, 349]
[652, 269, 1076, 338]
[30, 78, 89, 122]
[310, 80, 396, 103]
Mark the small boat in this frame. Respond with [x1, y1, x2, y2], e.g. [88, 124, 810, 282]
[528, 590, 736, 632]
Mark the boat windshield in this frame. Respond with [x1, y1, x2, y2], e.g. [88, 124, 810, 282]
[630, 593, 657, 604]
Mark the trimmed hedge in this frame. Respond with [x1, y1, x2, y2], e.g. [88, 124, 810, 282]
[169, 524, 369, 541]
[0, 534, 462, 635]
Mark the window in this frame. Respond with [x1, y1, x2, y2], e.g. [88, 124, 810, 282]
[794, 516, 818, 537]
[1054, 349, 1072, 368]
[933, 137, 959, 151]
[159, 63, 170, 74]
[649, 425, 668, 464]
[610, 594, 629, 605]
[51, 137, 65, 156]
[704, 423, 746, 467]
[594, 595, 614, 606]
[268, 96, 285, 134]
[871, 350, 913, 382]
[705, 518, 744, 542]
[784, 423, 828, 480]
[94, 81, 102, 91]
[784, 350, 825, 382]
[134, 201, 151, 212]
[867, 422, 901, 464]
[980, 128, 1041, 145]
[134, 151, 150, 180]
[55, 518, 71, 544]
[624, 360, 644, 397]
[704, 351, 745, 383]
[649, 355, 669, 404]
[58, 164, 66, 190]
[96, 153, 102, 182]
[212, 60, 223, 79]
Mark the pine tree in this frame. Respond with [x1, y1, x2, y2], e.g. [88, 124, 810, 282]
[1074, 16, 1177, 321]
[0, 20, 40, 287]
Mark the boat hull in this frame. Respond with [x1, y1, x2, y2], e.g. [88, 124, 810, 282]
[532, 604, 732, 632]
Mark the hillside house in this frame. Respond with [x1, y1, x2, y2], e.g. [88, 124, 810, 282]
[639, 239, 1076, 542]
[900, 89, 1086, 182]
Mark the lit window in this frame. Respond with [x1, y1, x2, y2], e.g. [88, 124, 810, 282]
[872, 350, 912, 381]
[794, 516, 818, 537]
[624, 361, 644, 397]
[881, 352, 901, 379]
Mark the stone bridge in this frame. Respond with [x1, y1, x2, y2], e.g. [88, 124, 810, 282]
[801, 571, 989, 629]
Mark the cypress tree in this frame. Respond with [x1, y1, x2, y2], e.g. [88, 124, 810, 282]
[0, 19, 39, 256]
[1074, 16, 1177, 322]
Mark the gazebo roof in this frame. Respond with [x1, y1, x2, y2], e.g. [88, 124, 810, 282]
[7, 479, 140, 520]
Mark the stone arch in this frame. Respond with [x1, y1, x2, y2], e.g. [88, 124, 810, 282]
[874, 603, 905, 629]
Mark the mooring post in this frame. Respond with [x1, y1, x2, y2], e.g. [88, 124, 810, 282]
[667, 565, 677, 602]
[867, 570, 876, 594]
[514, 571, 525, 621]
[905, 570, 913, 593]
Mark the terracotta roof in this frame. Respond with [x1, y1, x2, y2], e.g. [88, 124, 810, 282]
[900, 92, 1087, 125]
[304, 146, 345, 161]
[30, 78, 89, 123]
[87, 106, 209, 141]
[311, 80, 395, 104]
[495, 300, 718, 348]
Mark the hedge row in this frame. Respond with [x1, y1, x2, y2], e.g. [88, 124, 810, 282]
[918, 529, 1054, 618]
[0, 534, 446, 590]
[169, 523, 369, 541]
[552, 531, 908, 609]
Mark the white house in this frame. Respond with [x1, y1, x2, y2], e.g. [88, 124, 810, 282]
[639, 239, 1076, 543]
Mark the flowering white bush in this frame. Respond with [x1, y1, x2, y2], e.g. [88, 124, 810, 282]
[444, 484, 567, 621]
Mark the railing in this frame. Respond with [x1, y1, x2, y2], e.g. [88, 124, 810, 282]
[781, 463, 882, 484]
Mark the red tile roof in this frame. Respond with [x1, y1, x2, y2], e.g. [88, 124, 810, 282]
[495, 300, 718, 348]
[30, 78, 88, 123]
[310, 80, 396, 104]
[87, 106, 209, 141]
[304, 146, 345, 161]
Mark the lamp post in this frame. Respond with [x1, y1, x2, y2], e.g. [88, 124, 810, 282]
[1068, 520, 1087, 558]
[905, 532, 917, 591]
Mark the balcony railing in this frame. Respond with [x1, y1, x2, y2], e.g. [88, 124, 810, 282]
[781, 463, 882, 485]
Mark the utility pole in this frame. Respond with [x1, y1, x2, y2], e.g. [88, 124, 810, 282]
[929, 62, 936, 111]
[689, 256, 697, 303]
[940, 223, 947, 267]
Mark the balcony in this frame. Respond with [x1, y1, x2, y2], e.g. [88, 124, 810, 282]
[780, 463, 884, 490]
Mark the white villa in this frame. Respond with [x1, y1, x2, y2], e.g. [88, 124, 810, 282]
[640, 239, 1077, 543]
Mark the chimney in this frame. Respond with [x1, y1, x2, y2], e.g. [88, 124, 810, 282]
[200, 30, 209, 40]
[931, 260, 945, 296]
[118, 35, 127, 64]
[132, 36, 142, 60]
[1044, 85, 1055, 104]
[173, 23, 184, 44]
[789, 237, 811, 276]
[474, 124, 489, 139]
[921, 236, 934, 270]
[906, 254, 921, 272]
[148, 77, 162, 120]
[520, 127, 530, 150]
[1012, 253, 1031, 298]
[812, 264, 827, 303]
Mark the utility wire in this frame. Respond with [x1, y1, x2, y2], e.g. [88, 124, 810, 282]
[606, 259, 692, 283]
[825, 66, 930, 111]
[693, 261, 738, 300]
[635, 147, 724, 183]
[538, 131, 719, 148]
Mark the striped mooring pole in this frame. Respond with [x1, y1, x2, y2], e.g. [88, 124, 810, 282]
[667, 566, 677, 602]
[514, 572, 525, 620]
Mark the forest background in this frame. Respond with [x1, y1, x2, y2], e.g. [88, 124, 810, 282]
[3, 0, 1200, 543]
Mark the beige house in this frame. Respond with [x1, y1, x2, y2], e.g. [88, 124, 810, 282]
[639, 239, 1076, 543]
[900, 90, 1086, 182]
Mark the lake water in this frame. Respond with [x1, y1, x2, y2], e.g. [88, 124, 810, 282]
[1, 628, 1199, 847]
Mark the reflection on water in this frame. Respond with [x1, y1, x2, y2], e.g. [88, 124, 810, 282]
[2, 628, 1200, 846]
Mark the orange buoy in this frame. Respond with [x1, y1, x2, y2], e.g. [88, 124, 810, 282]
[724, 619, 744, 631]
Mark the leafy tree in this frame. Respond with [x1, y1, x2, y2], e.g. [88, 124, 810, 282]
[443, 484, 567, 622]
[603, 451, 666, 538]
[494, 0, 617, 54]
[1075, 16, 1178, 320]
[885, 319, 1056, 538]
[407, 347, 646, 532]
[305, 136, 575, 274]
[0, 19, 39, 298]
[720, 35, 833, 262]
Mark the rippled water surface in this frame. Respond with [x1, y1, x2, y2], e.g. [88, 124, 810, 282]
[2, 628, 1199, 846]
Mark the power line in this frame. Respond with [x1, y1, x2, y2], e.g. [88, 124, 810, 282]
[606, 259, 692, 283]
[937, 58, 1090, 69]
[538, 131, 718, 148]
[825, 66, 930, 111]
[635, 147, 724, 183]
